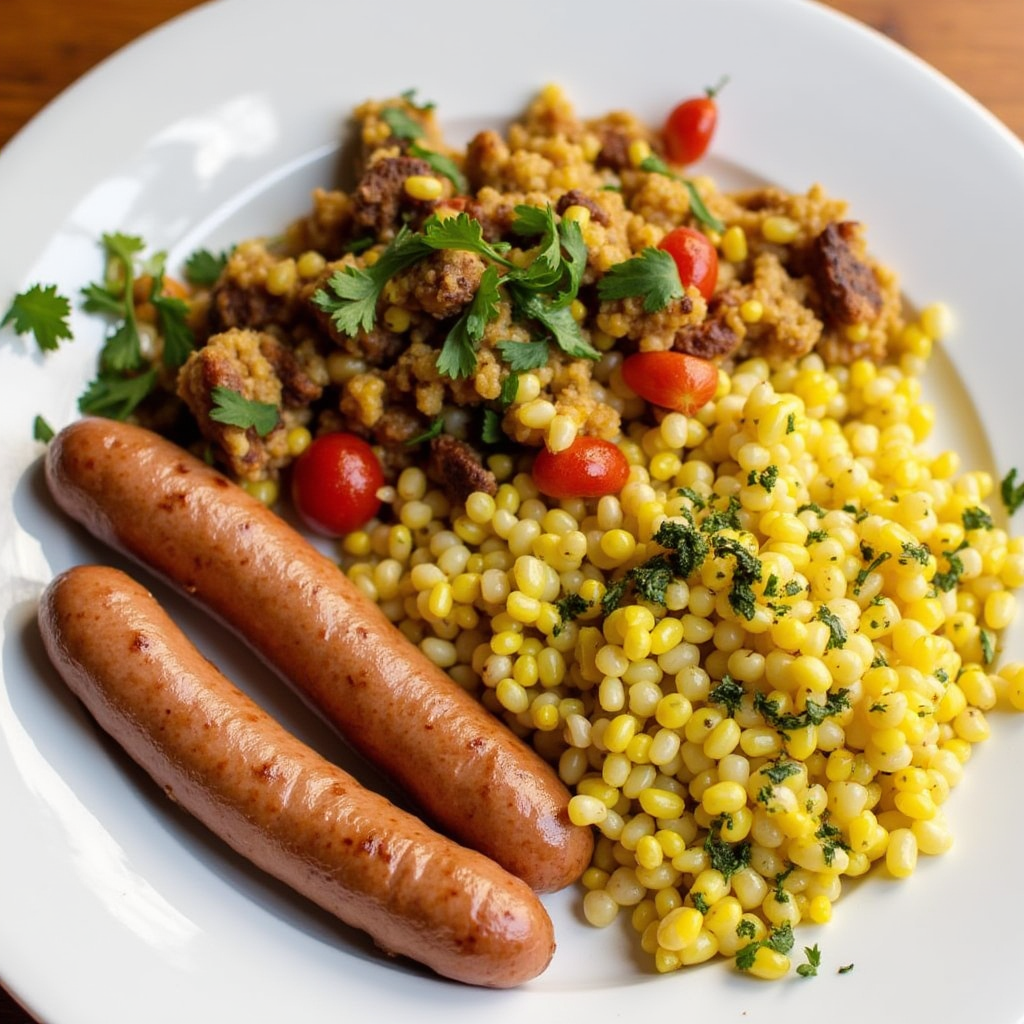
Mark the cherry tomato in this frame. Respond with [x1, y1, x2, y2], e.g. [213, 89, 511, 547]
[658, 226, 718, 302]
[290, 432, 384, 537]
[532, 437, 630, 500]
[621, 350, 719, 416]
[663, 77, 727, 165]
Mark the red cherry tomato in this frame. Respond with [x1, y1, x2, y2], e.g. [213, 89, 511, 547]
[658, 226, 718, 302]
[621, 350, 719, 416]
[663, 77, 727, 165]
[532, 437, 630, 500]
[291, 432, 384, 537]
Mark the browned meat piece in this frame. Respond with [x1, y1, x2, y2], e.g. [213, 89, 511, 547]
[260, 335, 325, 407]
[405, 250, 487, 319]
[464, 198, 517, 242]
[555, 189, 610, 226]
[427, 435, 497, 504]
[373, 408, 425, 446]
[208, 279, 291, 333]
[808, 221, 883, 326]
[672, 314, 742, 360]
[594, 128, 631, 171]
[177, 328, 321, 480]
[352, 155, 437, 239]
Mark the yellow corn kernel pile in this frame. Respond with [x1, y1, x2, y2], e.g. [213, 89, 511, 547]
[340, 307, 1023, 978]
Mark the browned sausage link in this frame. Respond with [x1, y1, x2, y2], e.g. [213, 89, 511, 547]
[38, 565, 555, 988]
[45, 418, 593, 893]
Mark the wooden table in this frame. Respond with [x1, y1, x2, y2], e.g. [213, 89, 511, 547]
[1, 1, 1021, 1021]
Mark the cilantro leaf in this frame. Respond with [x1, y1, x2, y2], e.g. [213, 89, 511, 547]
[152, 291, 195, 368]
[406, 417, 445, 446]
[754, 689, 852, 732]
[380, 105, 424, 141]
[480, 408, 504, 445]
[511, 289, 599, 360]
[796, 944, 821, 978]
[704, 817, 751, 880]
[78, 369, 158, 420]
[496, 338, 550, 371]
[437, 265, 501, 379]
[2, 284, 73, 351]
[1002, 468, 1024, 516]
[596, 247, 684, 313]
[980, 628, 996, 665]
[637, 155, 725, 233]
[420, 212, 514, 266]
[712, 535, 763, 620]
[499, 372, 520, 408]
[99, 320, 144, 373]
[208, 386, 279, 436]
[408, 142, 467, 192]
[311, 225, 429, 336]
[183, 248, 229, 285]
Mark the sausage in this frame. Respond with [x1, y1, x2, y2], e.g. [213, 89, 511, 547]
[38, 565, 555, 988]
[44, 417, 593, 893]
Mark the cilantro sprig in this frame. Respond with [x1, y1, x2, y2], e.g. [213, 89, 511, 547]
[735, 922, 795, 972]
[312, 207, 598, 383]
[596, 247, 684, 313]
[1002, 468, 1024, 516]
[208, 386, 279, 436]
[2, 284, 72, 351]
[78, 233, 196, 420]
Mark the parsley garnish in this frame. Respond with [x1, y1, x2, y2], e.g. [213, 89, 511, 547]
[77, 233, 196, 420]
[899, 540, 930, 566]
[708, 675, 745, 715]
[797, 944, 822, 978]
[406, 417, 445, 445]
[553, 593, 591, 635]
[78, 368, 159, 420]
[816, 605, 848, 649]
[692, 892, 710, 915]
[600, 519, 709, 613]
[736, 919, 757, 940]
[761, 759, 800, 785]
[712, 535, 762, 620]
[2, 283, 73, 351]
[796, 502, 827, 517]
[183, 247, 229, 286]
[704, 816, 751, 880]
[1001, 468, 1024, 515]
[496, 338, 550, 371]
[208, 386, 279, 436]
[636, 154, 725, 232]
[437, 265, 502, 378]
[815, 815, 850, 866]
[980, 628, 996, 665]
[735, 922, 794, 972]
[380, 105, 425, 141]
[748, 465, 779, 491]
[754, 689, 852, 732]
[838, 963, 855, 974]
[933, 543, 967, 593]
[595, 247, 684, 313]
[962, 506, 993, 531]
[852, 550, 891, 595]
[409, 141, 467, 192]
[678, 486, 707, 510]
[32, 414, 55, 443]
[312, 208, 597, 377]
[701, 495, 742, 533]
[480, 408, 504, 445]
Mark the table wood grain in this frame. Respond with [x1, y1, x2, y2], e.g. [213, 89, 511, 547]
[1, 1, 1021, 1021]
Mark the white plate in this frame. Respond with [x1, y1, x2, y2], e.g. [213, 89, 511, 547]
[3, 1, 1024, 1021]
